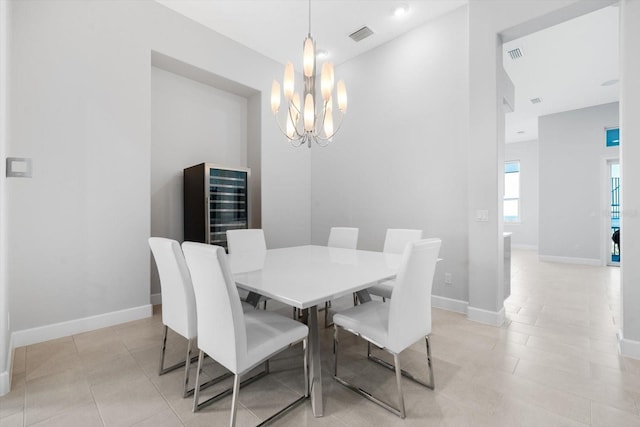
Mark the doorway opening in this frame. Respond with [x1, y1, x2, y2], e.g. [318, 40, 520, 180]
[609, 160, 620, 265]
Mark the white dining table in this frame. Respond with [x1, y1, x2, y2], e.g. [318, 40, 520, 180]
[228, 245, 401, 417]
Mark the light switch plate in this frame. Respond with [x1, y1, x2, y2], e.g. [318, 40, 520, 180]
[6, 157, 32, 178]
[476, 210, 489, 222]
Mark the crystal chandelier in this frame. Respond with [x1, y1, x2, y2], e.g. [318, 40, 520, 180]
[270, 0, 347, 148]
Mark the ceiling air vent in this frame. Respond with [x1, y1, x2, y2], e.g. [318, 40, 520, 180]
[349, 26, 374, 42]
[507, 47, 523, 59]
[530, 97, 542, 104]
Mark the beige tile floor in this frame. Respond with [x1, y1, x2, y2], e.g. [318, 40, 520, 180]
[2, 250, 640, 426]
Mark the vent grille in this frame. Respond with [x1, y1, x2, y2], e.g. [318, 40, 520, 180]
[349, 26, 374, 42]
[530, 97, 542, 104]
[507, 47, 523, 59]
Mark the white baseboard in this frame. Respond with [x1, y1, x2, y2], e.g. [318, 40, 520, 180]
[432, 295, 468, 314]
[538, 255, 601, 266]
[0, 371, 9, 396]
[467, 306, 505, 326]
[12, 304, 153, 348]
[618, 329, 640, 360]
[512, 244, 538, 251]
[150, 293, 162, 305]
[0, 332, 14, 397]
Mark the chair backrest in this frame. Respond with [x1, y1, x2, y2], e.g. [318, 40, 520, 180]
[328, 227, 359, 249]
[227, 229, 267, 254]
[387, 238, 441, 353]
[182, 242, 247, 373]
[383, 229, 423, 254]
[148, 237, 197, 339]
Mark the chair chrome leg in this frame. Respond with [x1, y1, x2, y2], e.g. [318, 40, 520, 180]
[182, 338, 193, 398]
[159, 326, 198, 377]
[393, 353, 406, 419]
[425, 335, 435, 390]
[324, 301, 332, 328]
[334, 326, 427, 419]
[333, 325, 339, 376]
[303, 338, 309, 397]
[194, 367, 267, 412]
[229, 374, 241, 427]
[367, 340, 434, 390]
[192, 350, 205, 413]
[158, 325, 169, 375]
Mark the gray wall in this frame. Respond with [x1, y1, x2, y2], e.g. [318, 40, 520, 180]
[0, 0, 10, 394]
[6, 0, 310, 335]
[538, 102, 619, 262]
[311, 6, 470, 303]
[505, 140, 539, 249]
[150, 66, 251, 297]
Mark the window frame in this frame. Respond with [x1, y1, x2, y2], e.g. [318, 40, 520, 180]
[504, 160, 521, 223]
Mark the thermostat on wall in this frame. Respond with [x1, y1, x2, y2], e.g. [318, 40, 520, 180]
[6, 157, 32, 178]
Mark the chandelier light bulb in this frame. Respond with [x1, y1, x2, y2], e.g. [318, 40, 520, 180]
[321, 62, 334, 101]
[286, 113, 296, 138]
[304, 93, 315, 132]
[283, 62, 295, 100]
[271, 80, 281, 114]
[303, 37, 315, 77]
[337, 80, 347, 112]
[324, 98, 334, 138]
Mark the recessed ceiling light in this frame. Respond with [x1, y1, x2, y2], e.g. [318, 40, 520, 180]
[601, 79, 619, 86]
[317, 49, 328, 59]
[392, 3, 409, 17]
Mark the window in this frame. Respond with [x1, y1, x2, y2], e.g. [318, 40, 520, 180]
[504, 161, 520, 222]
[606, 127, 619, 147]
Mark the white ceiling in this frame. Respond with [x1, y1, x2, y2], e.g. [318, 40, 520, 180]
[155, 0, 467, 66]
[503, 5, 619, 143]
[155, 1, 619, 145]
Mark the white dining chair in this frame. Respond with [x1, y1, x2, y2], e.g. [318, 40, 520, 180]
[367, 229, 423, 301]
[324, 227, 359, 327]
[226, 229, 268, 308]
[333, 238, 441, 419]
[149, 237, 243, 397]
[182, 242, 309, 426]
[327, 227, 359, 249]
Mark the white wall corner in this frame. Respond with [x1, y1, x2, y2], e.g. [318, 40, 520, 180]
[618, 329, 640, 360]
[12, 304, 153, 348]
[432, 295, 469, 314]
[150, 293, 162, 305]
[467, 306, 506, 326]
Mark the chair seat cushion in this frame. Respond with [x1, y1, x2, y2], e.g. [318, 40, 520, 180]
[333, 301, 390, 349]
[241, 310, 308, 373]
[367, 279, 394, 300]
